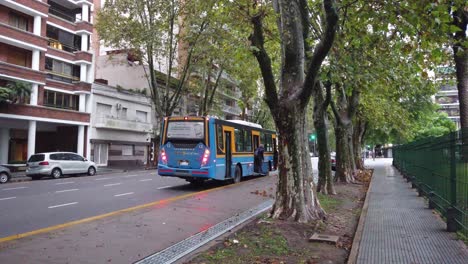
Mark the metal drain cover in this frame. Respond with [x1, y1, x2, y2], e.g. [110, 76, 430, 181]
[135, 200, 274, 264]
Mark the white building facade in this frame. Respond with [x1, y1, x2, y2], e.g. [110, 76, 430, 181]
[89, 83, 153, 167]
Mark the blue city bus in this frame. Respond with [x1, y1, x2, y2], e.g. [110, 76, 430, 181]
[157, 116, 277, 184]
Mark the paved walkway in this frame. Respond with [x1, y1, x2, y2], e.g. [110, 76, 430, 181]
[357, 159, 468, 264]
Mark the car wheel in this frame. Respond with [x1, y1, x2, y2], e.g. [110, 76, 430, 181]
[0, 173, 9, 184]
[51, 168, 62, 179]
[233, 165, 242, 184]
[87, 166, 96, 176]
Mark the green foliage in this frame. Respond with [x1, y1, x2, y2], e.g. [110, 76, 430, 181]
[0, 81, 31, 104]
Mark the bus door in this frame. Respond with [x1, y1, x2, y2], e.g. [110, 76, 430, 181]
[224, 131, 232, 178]
[253, 133, 260, 150]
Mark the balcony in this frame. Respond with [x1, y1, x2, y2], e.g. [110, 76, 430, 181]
[0, 103, 90, 123]
[47, 42, 92, 63]
[48, 14, 93, 34]
[0, 23, 47, 51]
[94, 115, 153, 133]
[0, 62, 46, 85]
[2, 0, 49, 17]
[46, 79, 91, 92]
[222, 105, 241, 115]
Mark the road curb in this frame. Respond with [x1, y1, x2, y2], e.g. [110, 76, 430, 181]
[347, 168, 376, 264]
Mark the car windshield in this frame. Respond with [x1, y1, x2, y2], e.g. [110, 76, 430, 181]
[28, 154, 45, 162]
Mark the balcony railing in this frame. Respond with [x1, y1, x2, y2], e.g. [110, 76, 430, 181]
[94, 115, 152, 133]
[46, 71, 80, 84]
[49, 6, 81, 24]
[48, 38, 79, 53]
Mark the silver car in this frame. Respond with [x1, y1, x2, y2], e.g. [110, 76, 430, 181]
[26, 152, 97, 180]
[0, 166, 11, 184]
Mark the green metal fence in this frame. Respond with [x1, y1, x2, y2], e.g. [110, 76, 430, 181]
[393, 129, 468, 239]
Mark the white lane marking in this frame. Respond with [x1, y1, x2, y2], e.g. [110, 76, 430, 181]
[104, 183, 122, 187]
[94, 177, 111, 181]
[0, 197, 16, 201]
[114, 192, 134, 197]
[2, 187, 28, 191]
[139, 179, 153, 182]
[48, 202, 78, 209]
[55, 189, 79, 193]
[55, 182, 75, 185]
[157, 185, 173, 190]
[123, 174, 139, 178]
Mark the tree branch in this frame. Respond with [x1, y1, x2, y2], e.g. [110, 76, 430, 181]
[249, 14, 278, 112]
[299, 0, 339, 107]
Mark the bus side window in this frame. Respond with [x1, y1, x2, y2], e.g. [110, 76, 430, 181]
[245, 130, 252, 152]
[235, 128, 244, 152]
[217, 125, 224, 153]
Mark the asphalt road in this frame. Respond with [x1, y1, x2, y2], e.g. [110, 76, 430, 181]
[0, 170, 213, 238]
[0, 158, 320, 239]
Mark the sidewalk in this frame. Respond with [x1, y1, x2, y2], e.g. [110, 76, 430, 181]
[356, 159, 468, 264]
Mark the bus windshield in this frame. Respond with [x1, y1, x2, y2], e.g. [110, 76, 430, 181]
[166, 121, 204, 140]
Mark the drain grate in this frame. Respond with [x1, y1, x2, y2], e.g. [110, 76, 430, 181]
[135, 200, 274, 264]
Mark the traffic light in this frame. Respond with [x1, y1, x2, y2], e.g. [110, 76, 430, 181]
[309, 133, 316, 141]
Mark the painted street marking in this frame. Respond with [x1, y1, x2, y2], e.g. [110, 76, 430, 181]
[2, 187, 28, 191]
[124, 174, 139, 178]
[0, 197, 16, 201]
[55, 189, 79, 193]
[48, 202, 78, 209]
[114, 192, 134, 197]
[55, 182, 75, 185]
[139, 179, 153, 182]
[104, 183, 122, 187]
[94, 177, 111, 181]
[157, 185, 173, 190]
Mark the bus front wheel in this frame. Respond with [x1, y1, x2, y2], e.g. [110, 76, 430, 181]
[233, 165, 242, 184]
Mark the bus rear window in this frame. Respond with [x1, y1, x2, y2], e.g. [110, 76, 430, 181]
[166, 121, 204, 140]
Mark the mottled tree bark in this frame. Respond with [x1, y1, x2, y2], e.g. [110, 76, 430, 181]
[352, 115, 367, 170]
[313, 82, 335, 195]
[250, 0, 338, 222]
[452, 7, 467, 129]
[331, 86, 360, 183]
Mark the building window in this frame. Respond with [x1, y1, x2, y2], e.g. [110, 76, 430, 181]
[43, 90, 79, 110]
[6, 46, 32, 67]
[136, 110, 147, 122]
[46, 25, 81, 52]
[9, 13, 29, 31]
[45, 58, 80, 83]
[122, 145, 133, 156]
[120, 107, 128, 120]
[96, 103, 112, 117]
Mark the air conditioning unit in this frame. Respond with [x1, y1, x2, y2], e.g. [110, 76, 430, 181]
[116, 103, 122, 110]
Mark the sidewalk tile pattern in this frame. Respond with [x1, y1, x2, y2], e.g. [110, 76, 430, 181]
[357, 161, 468, 264]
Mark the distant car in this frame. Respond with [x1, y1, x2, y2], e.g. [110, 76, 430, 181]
[0, 166, 11, 184]
[26, 152, 97, 180]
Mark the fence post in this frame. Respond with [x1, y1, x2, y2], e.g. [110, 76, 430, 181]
[447, 132, 458, 232]
[428, 191, 435, 209]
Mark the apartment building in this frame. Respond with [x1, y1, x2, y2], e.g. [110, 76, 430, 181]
[434, 67, 460, 129]
[0, 0, 94, 164]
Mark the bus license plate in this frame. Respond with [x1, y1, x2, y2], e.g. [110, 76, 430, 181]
[179, 161, 189, 166]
